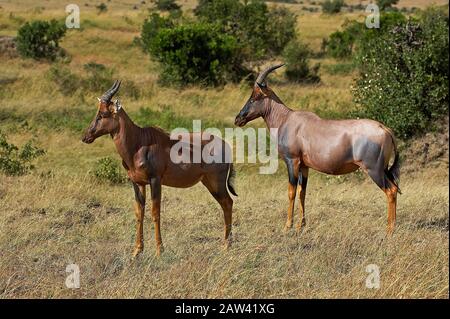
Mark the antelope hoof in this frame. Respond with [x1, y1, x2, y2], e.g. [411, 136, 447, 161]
[155, 244, 164, 257]
[224, 240, 232, 250]
[284, 222, 293, 232]
[132, 247, 143, 259]
[295, 220, 306, 235]
[386, 226, 395, 237]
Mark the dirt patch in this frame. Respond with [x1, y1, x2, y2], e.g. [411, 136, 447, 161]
[401, 117, 449, 173]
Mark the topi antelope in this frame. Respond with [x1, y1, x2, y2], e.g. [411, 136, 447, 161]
[82, 81, 237, 257]
[235, 64, 400, 235]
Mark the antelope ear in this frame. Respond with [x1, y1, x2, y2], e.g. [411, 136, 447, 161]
[111, 99, 122, 114]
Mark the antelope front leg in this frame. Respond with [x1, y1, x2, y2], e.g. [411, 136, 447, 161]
[284, 158, 299, 231]
[296, 167, 309, 234]
[132, 182, 146, 258]
[150, 177, 163, 256]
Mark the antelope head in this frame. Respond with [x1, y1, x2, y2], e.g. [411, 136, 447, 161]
[82, 80, 122, 144]
[234, 64, 284, 127]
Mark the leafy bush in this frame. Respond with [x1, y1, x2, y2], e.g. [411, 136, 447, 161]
[0, 132, 45, 176]
[96, 3, 108, 13]
[195, 0, 296, 59]
[141, 0, 297, 86]
[283, 39, 320, 83]
[321, 0, 344, 14]
[266, 7, 298, 56]
[141, 13, 175, 54]
[353, 8, 449, 139]
[147, 22, 243, 86]
[355, 11, 407, 55]
[16, 19, 66, 60]
[155, 0, 180, 11]
[325, 27, 356, 58]
[93, 157, 127, 184]
[325, 12, 406, 59]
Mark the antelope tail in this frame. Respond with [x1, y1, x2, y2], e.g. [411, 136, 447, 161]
[227, 163, 238, 197]
[385, 130, 401, 194]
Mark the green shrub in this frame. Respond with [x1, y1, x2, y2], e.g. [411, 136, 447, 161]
[355, 11, 407, 55]
[325, 12, 406, 59]
[353, 8, 449, 139]
[93, 157, 127, 184]
[283, 39, 320, 83]
[155, 0, 180, 11]
[96, 3, 108, 14]
[16, 19, 66, 60]
[0, 132, 45, 176]
[141, 13, 175, 54]
[147, 22, 243, 86]
[195, 0, 296, 60]
[141, 1, 296, 85]
[321, 0, 344, 14]
[325, 28, 356, 58]
[266, 7, 298, 56]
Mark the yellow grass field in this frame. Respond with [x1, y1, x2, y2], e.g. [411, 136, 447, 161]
[0, 0, 448, 298]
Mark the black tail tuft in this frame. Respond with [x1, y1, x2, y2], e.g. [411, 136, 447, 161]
[227, 163, 238, 197]
[385, 147, 402, 194]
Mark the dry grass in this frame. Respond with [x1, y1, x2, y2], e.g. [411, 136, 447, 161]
[0, 0, 448, 299]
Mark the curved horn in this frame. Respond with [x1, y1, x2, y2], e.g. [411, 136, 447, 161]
[101, 80, 121, 102]
[255, 64, 285, 86]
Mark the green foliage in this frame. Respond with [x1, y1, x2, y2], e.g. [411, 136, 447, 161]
[93, 157, 126, 184]
[376, 0, 399, 11]
[141, 13, 174, 54]
[353, 8, 449, 139]
[321, 0, 345, 14]
[195, 0, 296, 60]
[141, 0, 297, 85]
[147, 22, 243, 86]
[0, 132, 45, 176]
[266, 7, 298, 56]
[96, 3, 108, 14]
[325, 12, 407, 59]
[16, 19, 66, 60]
[355, 11, 407, 54]
[325, 27, 356, 58]
[155, 0, 180, 11]
[283, 39, 320, 83]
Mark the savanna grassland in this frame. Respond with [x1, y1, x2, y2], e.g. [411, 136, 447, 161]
[0, 0, 449, 298]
